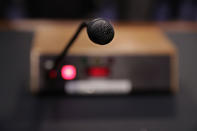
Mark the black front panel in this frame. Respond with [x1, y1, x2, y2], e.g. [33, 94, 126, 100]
[39, 55, 170, 95]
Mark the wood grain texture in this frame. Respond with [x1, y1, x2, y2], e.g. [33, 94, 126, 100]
[32, 24, 177, 56]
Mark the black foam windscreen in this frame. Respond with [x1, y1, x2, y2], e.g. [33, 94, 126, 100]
[87, 18, 114, 45]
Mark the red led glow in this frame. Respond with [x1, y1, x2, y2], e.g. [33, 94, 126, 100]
[49, 70, 57, 79]
[61, 65, 76, 80]
[88, 67, 109, 77]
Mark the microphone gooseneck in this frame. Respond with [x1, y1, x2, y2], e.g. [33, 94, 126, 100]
[51, 18, 114, 71]
[52, 22, 87, 70]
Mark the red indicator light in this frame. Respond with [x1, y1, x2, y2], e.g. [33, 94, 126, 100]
[61, 65, 76, 80]
[88, 67, 109, 77]
[49, 70, 57, 79]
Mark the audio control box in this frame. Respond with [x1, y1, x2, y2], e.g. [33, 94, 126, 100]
[30, 23, 178, 95]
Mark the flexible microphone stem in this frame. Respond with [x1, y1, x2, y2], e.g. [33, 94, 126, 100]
[52, 22, 87, 70]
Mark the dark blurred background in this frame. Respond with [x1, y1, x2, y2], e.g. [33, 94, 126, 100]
[0, 0, 197, 21]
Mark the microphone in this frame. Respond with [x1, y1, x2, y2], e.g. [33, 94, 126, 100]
[87, 18, 114, 45]
[50, 18, 114, 72]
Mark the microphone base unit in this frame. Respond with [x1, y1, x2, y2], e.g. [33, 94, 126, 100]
[30, 24, 178, 95]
